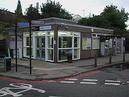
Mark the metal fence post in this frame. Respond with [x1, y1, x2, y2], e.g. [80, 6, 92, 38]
[29, 20, 32, 75]
[94, 54, 97, 67]
[123, 52, 125, 62]
[15, 20, 18, 72]
[109, 50, 112, 64]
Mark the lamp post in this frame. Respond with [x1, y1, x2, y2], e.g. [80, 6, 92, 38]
[15, 18, 18, 72]
[29, 19, 32, 74]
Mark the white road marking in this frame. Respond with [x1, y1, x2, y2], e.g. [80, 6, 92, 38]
[60, 81, 75, 84]
[48, 80, 56, 83]
[0, 83, 45, 97]
[80, 82, 97, 85]
[104, 83, 120, 86]
[82, 79, 98, 82]
[49, 96, 61, 97]
[66, 78, 78, 81]
[105, 80, 121, 83]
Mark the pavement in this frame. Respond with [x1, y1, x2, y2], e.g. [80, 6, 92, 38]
[0, 53, 129, 80]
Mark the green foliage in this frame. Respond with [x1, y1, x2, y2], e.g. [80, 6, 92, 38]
[100, 5, 129, 29]
[0, 9, 16, 32]
[26, 4, 41, 20]
[15, 0, 23, 16]
[0, 9, 16, 24]
[78, 16, 111, 28]
[40, 0, 72, 19]
[78, 5, 129, 31]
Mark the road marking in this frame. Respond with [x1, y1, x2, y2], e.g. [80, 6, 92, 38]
[80, 82, 97, 85]
[48, 80, 56, 83]
[60, 81, 75, 84]
[104, 83, 120, 86]
[127, 81, 129, 84]
[49, 96, 62, 97]
[66, 78, 78, 81]
[82, 79, 98, 82]
[0, 83, 45, 97]
[105, 80, 121, 83]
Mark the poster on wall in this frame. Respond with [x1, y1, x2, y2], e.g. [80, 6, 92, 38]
[82, 38, 91, 50]
[92, 38, 99, 49]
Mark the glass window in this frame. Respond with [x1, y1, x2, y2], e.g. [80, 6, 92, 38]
[58, 32, 72, 36]
[41, 37, 45, 48]
[48, 49, 53, 60]
[35, 32, 45, 36]
[48, 32, 54, 36]
[26, 37, 33, 46]
[36, 38, 40, 48]
[59, 37, 72, 48]
[74, 37, 79, 47]
[48, 36, 53, 48]
[59, 49, 68, 60]
[74, 49, 79, 59]
[74, 33, 80, 37]
[26, 37, 30, 46]
[58, 32, 80, 61]
[41, 49, 45, 58]
[36, 50, 40, 58]
[26, 48, 33, 56]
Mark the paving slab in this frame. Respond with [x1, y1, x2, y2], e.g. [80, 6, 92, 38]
[0, 54, 129, 80]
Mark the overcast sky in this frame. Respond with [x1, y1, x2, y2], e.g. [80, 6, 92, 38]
[0, 0, 129, 29]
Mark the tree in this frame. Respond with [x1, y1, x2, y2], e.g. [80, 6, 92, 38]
[40, 0, 72, 19]
[78, 16, 111, 28]
[101, 5, 129, 29]
[15, 0, 23, 16]
[0, 9, 16, 32]
[78, 5, 129, 30]
[26, 4, 41, 20]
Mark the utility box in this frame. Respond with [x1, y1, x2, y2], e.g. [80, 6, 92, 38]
[4, 57, 11, 71]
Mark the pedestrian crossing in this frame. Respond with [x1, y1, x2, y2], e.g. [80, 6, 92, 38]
[57, 78, 129, 86]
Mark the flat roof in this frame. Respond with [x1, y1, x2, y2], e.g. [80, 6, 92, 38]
[32, 17, 113, 33]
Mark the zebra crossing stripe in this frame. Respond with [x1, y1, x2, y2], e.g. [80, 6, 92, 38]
[104, 83, 120, 86]
[105, 80, 120, 83]
[60, 81, 75, 84]
[48, 80, 56, 82]
[82, 79, 98, 82]
[66, 78, 78, 81]
[127, 81, 129, 84]
[80, 82, 97, 85]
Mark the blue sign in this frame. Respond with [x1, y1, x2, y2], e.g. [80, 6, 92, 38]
[17, 22, 29, 27]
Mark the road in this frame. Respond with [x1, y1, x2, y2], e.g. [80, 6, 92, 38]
[0, 65, 129, 97]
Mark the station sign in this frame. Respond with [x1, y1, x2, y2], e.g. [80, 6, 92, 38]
[17, 22, 29, 27]
[39, 26, 52, 31]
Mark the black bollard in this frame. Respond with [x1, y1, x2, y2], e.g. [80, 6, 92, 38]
[94, 54, 97, 67]
[123, 52, 125, 62]
[109, 53, 112, 64]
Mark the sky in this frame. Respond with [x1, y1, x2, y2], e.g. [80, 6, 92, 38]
[0, 0, 129, 29]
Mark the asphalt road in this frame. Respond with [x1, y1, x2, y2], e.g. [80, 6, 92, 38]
[0, 65, 129, 97]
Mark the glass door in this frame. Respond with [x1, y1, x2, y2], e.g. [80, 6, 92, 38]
[36, 36, 45, 59]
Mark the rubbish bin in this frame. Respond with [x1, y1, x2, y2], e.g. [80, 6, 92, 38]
[4, 57, 11, 71]
[10, 49, 13, 58]
[67, 49, 72, 63]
